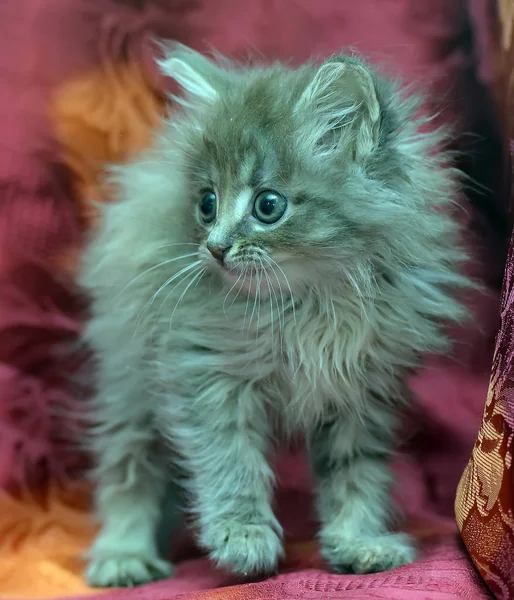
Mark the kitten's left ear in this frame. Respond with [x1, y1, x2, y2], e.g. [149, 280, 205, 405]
[298, 56, 381, 159]
[157, 44, 219, 107]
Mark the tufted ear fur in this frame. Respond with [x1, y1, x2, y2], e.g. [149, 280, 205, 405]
[298, 55, 382, 159]
[158, 45, 219, 107]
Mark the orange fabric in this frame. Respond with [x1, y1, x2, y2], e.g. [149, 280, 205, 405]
[0, 60, 165, 599]
[51, 60, 166, 234]
[0, 485, 98, 598]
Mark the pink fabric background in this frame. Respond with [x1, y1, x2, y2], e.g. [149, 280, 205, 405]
[0, 0, 506, 597]
[58, 539, 491, 600]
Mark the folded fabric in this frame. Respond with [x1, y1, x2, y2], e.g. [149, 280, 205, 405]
[455, 3, 514, 598]
[0, 1, 506, 599]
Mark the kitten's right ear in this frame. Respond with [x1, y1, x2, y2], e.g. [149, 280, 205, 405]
[157, 44, 218, 107]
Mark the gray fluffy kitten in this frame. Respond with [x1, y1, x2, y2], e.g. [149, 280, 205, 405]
[81, 45, 470, 587]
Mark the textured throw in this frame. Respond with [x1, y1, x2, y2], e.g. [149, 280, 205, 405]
[0, 0, 506, 598]
[455, 2, 514, 598]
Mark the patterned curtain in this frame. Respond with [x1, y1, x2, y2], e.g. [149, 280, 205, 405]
[455, 1, 514, 598]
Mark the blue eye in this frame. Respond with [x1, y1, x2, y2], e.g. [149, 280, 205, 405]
[199, 191, 217, 223]
[253, 190, 287, 224]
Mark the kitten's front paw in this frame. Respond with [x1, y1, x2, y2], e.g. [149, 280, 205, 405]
[321, 531, 416, 574]
[86, 552, 172, 588]
[201, 521, 283, 576]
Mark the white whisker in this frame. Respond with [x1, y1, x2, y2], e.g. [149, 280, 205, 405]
[133, 261, 201, 337]
[168, 266, 206, 331]
[267, 256, 297, 332]
[243, 269, 254, 330]
[249, 270, 260, 333]
[256, 270, 263, 339]
[223, 263, 245, 318]
[261, 257, 282, 355]
[148, 261, 203, 333]
[194, 267, 207, 290]
[262, 262, 275, 351]
[152, 260, 202, 305]
[256, 256, 268, 345]
[115, 252, 200, 302]
[230, 264, 249, 308]
[155, 243, 200, 250]
[262, 255, 286, 357]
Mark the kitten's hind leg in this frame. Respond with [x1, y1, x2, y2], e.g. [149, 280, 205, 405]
[86, 394, 173, 588]
[157, 479, 185, 558]
[311, 409, 415, 574]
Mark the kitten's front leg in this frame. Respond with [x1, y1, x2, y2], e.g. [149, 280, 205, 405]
[166, 384, 282, 576]
[311, 407, 415, 574]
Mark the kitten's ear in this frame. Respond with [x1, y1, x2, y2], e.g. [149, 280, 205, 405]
[157, 44, 218, 107]
[298, 56, 381, 159]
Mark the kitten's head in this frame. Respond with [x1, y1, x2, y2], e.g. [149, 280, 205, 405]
[158, 46, 443, 295]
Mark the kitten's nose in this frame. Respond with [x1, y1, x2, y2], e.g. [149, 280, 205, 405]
[207, 243, 231, 263]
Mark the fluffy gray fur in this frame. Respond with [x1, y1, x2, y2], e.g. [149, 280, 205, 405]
[81, 45, 470, 587]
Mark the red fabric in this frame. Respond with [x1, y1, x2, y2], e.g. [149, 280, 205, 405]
[60, 538, 491, 600]
[0, 0, 504, 598]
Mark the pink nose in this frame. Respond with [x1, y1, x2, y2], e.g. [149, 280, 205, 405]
[208, 244, 231, 263]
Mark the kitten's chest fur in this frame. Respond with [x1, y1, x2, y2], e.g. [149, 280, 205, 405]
[156, 282, 388, 429]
